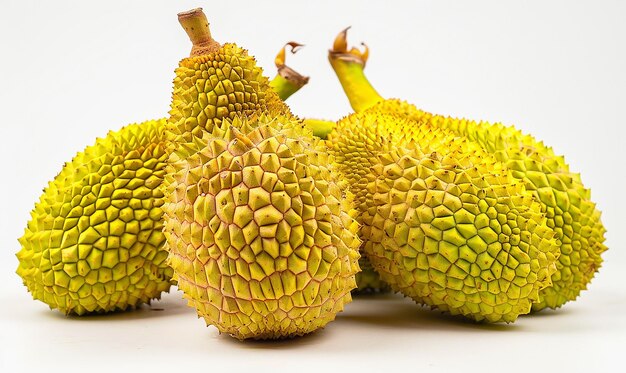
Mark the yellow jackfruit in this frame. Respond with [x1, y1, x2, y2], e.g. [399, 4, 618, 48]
[326, 110, 558, 322]
[163, 115, 361, 339]
[16, 120, 172, 315]
[162, 9, 360, 339]
[15, 8, 307, 315]
[326, 27, 606, 310]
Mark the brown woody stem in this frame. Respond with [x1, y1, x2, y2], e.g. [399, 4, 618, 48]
[178, 8, 221, 56]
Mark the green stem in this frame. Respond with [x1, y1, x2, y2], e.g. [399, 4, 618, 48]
[303, 118, 335, 139]
[329, 57, 383, 113]
[270, 70, 308, 101]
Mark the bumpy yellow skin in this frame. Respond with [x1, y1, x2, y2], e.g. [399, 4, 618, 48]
[15, 46, 305, 315]
[369, 99, 607, 310]
[164, 40, 361, 338]
[305, 116, 389, 294]
[16, 120, 173, 315]
[166, 43, 290, 154]
[327, 111, 559, 322]
[163, 116, 360, 339]
[329, 41, 606, 310]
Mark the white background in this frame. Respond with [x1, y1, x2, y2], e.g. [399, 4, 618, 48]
[1, 0, 625, 372]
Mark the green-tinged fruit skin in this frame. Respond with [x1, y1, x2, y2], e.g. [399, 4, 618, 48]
[163, 115, 361, 339]
[16, 7, 308, 316]
[369, 99, 607, 310]
[16, 120, 173, 315]
[15, 41, 307, 316]
[15, 67, 302, 316]
[327, 28, 606, 309]
[327, 111, 559, 322]
[305, 116, 388, 293]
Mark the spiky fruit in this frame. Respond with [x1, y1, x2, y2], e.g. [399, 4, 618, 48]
[305, 112, 388, 295]
[327, 111, 558, 322]
[161, 9, 360, 339]
[166, 9, 291, 156]
[324, 110, 506, 295]
[327, 28, 606, 310]
[14, 7, 311, 315]
[163, 115, 360, 339]
[376, 100, 606, 310]
[16, 120, 172, 315]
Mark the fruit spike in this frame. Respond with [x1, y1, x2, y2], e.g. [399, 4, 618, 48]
[327, 27, 607, 311]
[270, 42, 310, 100]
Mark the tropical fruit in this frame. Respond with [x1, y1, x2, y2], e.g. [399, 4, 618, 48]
[16, 120, 172, 315]
[15, 7, 308, 315]
[327, 28, 606, 311]
[326, 109, 559, 322]
[163, 114, 361, 339]
[162, 9, 360, 339]
[165, 8, 292, 156]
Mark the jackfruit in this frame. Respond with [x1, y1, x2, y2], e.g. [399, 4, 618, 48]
[327, 28, 606, 310]
[162, 9, 360, 339]
[163, 114, 361, 339]
[166, 8, 292, 157]
[327, 110, 558, 322]
[15, 7, 308, 315]
[16, 120, 172, 315]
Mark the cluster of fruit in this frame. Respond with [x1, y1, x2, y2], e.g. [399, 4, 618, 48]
[16, 8, 606, 340]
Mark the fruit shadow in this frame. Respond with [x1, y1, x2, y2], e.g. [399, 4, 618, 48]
[519, 306, 573, 319]
[219, 327, 329, 350]
[337, 293, 518, 332]
[39, 291, 193, 322]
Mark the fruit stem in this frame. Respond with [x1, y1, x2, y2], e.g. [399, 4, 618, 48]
[328, 27, 383, 112]
[270, 42, 310, 100]
[303, 118, 335, 139]
[178, 8, 221, 56]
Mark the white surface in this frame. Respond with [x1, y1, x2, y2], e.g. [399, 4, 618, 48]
[1, 0, 625, 372]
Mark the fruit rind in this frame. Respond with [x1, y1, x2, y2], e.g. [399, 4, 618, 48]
[16, 119, 173, 315]
[163, 115, 361, 339]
